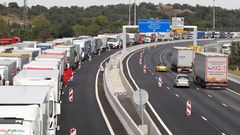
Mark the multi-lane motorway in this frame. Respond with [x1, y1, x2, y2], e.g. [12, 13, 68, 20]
[125, 41, 240, 135]
[58, 49, 125, 135]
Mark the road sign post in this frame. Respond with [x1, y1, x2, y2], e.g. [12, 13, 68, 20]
[133, 89, 149, 125]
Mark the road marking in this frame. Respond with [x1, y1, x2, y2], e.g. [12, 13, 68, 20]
[168, 69, 177, 76]
[201, 116, 208, 121]
[221, 133, 226, 135]
[155, 77, 158, 79]
[222, 103, 228, 107]
[95, 57, 115, 135]
[175, 94, 180, 97]
[207, 95, 212, 98]
[151, 72, 154, 75]
[62, 92, 64, 95]
[226, 88, 240, 96]
[166, 87, 170, 89]
[127, 51, 173, 135]
[196, 87, 200, 90]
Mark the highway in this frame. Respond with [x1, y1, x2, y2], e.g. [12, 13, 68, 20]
[124, 41, 240, 135]
[58, 49, 121, 135]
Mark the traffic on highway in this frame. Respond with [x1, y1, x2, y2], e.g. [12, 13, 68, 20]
[1, 1, 240, 135]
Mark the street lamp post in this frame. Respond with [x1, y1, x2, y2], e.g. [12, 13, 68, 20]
[213, 0, 216, 30]
[134, 0, 137, 25]
[129, 0, 131, 25]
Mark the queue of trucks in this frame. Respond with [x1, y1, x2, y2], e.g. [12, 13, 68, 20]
[171, 46, 228, 88]
[0, 33, 145, 135]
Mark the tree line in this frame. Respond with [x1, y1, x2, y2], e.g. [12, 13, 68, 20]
[0, 2, 240, 41]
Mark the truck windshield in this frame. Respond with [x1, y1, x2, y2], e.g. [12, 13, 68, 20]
[0, 118, 24, 124]
[107, 38, 116, 42]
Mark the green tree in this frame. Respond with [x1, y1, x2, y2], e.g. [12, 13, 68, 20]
[0, 18, 10, 38]
[32, 16, 51, 41]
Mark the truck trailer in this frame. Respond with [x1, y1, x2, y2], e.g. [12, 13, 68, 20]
[0, 86, 59, 135]
[194, 52, 228, 88]
[13, 70, 61, 134]
[0, 59, 17, 85]
[171, 47, 194, 72]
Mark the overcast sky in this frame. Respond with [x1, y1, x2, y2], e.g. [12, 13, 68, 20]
[0, 0, 238, 9]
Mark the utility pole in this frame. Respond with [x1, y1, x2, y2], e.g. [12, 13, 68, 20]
[129, 0, 131, 25]
[134, 0, 137, 25]
[23, 0, 28, 30]
[213, 0, 215, 30]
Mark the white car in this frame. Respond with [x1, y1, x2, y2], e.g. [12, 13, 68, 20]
[174, 74, 190, 88]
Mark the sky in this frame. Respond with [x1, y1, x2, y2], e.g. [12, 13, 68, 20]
[0, 0, 239, 10]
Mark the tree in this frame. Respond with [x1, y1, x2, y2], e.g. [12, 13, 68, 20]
[57, 23, 74, 38]
[0, 18, 10, 38]
[32, 16, 51, 41]
[8, 2, 19, 8]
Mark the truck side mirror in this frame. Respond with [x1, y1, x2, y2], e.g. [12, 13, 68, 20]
[56, 103, 61, 115]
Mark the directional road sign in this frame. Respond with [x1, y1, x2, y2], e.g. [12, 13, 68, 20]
[138, 19, 170, 33]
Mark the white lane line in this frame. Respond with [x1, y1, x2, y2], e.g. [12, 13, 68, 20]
[226, 88, 240, 96]
[166, 87, 170, 89]
[201, 116, 208, 121]
[127, 51, 173, 135]
[168, 69, 177, 76]
[62, 92, 64, 95]
[196, 87, 200, 90]
[208, 95, 212, 98]
[221, 133, 226, 135]
[155, 77, 158, 79]
[222, 103, 228, 107]
[95, 57, 115, 135]
[175, 94, 180, 97]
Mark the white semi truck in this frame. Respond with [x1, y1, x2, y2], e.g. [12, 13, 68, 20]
[13, 70, 61, 134]
[171, 47, 194, 72]
[0, 59, 17, 85]
[194, 52, 228, 88]
[0, 86, 60, 135]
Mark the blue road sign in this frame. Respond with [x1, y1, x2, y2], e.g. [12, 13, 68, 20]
[138, 19, 170, 32]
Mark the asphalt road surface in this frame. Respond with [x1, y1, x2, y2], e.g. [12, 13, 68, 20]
[58, 49, 119, 135]
[125, 41, 240, 135]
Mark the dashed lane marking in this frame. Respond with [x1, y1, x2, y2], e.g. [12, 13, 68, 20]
[222, 103, 228, 107]
[167, 87, 170, 89]
[201, 116, 208, 121]
[207, 95, 212, 98]
[175, 94, 180, 97]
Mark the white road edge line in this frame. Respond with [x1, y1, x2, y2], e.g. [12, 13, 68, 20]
[226, 88, 240, 96]
[95, 57, 115, 135]
[127, 51, 173, 135]
[201, 116, 208, 121]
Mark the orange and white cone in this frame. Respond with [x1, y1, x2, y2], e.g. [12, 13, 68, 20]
[143, 64, 147, 74]
[186, 100, 191, 116]
[70, 128, 77, 135]
[158, 77, 163, 87]
[139, 58, 142, 65]
[69, 88, 73, 102]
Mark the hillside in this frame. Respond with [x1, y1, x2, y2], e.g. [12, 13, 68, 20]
[0, 2, 240, 41]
